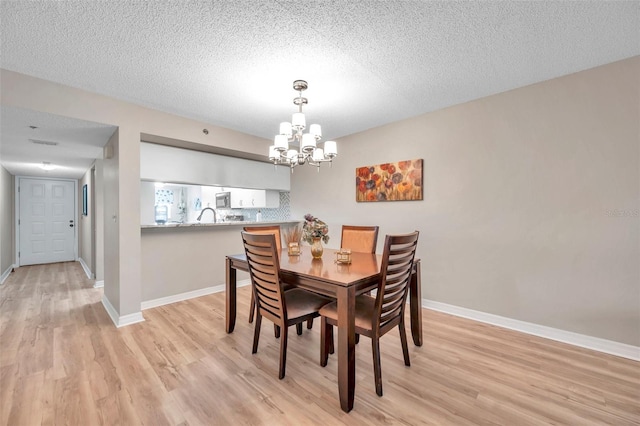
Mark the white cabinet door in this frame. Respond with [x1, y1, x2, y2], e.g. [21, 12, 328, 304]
[251, 190, 266, 207]
[265, 190, 280, 208]
[230, 189, 267, 208]
[231, 188, 266, 209]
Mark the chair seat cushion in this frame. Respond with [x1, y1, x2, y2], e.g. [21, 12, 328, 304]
[319, 295, 376, 331]
[284, 288, 333, 321]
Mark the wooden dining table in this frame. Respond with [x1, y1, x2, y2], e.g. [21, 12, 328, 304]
[225, 247, 422, 413]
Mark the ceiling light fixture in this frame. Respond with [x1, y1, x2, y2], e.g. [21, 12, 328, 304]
[268, 80, 337, 172]
[39, 162, 56, 171]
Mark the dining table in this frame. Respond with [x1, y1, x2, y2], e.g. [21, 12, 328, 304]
[225, 247, 422, 413]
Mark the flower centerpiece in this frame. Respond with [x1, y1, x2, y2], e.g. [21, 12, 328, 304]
[302, 214, 329, 258]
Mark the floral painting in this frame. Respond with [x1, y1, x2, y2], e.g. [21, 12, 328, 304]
[356, 159, 423, 202]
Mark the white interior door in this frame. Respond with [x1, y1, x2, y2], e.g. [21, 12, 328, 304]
[18, 178, 76, 266]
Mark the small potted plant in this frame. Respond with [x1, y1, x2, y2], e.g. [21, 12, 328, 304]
[302, 214, 329, 258]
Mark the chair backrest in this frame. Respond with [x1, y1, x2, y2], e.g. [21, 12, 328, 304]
[374, 231, 419, 333]
[241, 231, 286, 326]
[340, 225, 379, 254]
[243, 225, 282, 253]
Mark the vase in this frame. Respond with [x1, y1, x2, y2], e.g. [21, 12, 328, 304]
[311, 237, 324, 259]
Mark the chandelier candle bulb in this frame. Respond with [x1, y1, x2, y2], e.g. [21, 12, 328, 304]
[324, 141, 337, 157]
[313, 148, 324, 162]
[301, 133, 316, 152]
[292, 112, 306, 130]
[274, 134, 288, 151]
[268, 145, 278, 160]
[310, 124, 322, 138]
[280, 122, 292, 137]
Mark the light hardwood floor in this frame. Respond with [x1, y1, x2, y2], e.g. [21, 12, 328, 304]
[1, 262, 638, 425]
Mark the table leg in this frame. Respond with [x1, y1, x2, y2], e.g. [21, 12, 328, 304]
[409, 260, 423, 346]
[225, 257, 237, 333]
[336, 285, 356, 412]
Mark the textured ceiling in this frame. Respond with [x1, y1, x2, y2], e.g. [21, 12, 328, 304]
[1, 1, 638, 178]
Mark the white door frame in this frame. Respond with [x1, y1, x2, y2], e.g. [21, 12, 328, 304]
[15, 176, 79, 267]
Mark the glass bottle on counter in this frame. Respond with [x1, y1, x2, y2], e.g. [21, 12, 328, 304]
[154, 205, 168, 224]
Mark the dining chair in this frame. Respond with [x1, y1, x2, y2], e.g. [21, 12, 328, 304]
[243, 225, 282, 324]
[337, 225, 380, 339]
[241, 231, 332, 379]
[319, 231, 419, 396]
[340, 225, 379, 253]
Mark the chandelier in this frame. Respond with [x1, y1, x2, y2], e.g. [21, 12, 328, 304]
[268, 80, 337, 171]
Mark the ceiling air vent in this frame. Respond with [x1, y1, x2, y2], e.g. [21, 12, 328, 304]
[29, 139, 59, 146]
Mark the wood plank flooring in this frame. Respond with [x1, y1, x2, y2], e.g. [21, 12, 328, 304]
[1, 261, 638, 425]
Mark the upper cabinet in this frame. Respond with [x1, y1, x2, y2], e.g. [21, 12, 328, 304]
[140, 142, 290, 191]
[230, 188, 265, 208]
[229, 189, 280, 208]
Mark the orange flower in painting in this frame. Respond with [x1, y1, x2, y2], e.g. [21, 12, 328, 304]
[366, 192, 377, 201]
[358, 181, 367, 193]
[398, 160, 411, 170]
[371, 173, 383, 187]
[397, 181, 413, 194]
[380, 163, 390, 171]
[357, 167, 371, 179]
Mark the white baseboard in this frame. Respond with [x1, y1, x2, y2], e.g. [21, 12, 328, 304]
[101, 295, 145, 328]
[94, 280, 104, 288]
[1, 264, 16, 284]
[424, 299, 640, 362]
[141, 279, 251, 310]
[77, 257, 94, 280]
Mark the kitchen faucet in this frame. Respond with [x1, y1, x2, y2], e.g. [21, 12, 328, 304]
[196, 207, 217, 223]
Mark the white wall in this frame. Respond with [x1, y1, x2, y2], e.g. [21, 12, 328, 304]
[291, 57, 640, 346]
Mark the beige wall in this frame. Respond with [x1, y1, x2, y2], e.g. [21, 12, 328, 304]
[0, 166, 14, 276]
[2, 58, 637, 346]
[141, 226, 249, 302]
[291, 57, 640, 346]
[0, 69, 270, 319]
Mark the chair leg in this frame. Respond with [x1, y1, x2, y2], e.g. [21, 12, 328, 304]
[320, 317, 329, 367]
[399, 321, 411, 366]
[278, 325, 288, 379]
[252, 313, 262, 354]
[307, 318, 313, 329]
[372, 336, 383, 396]
[274, 324, 280, 338]
[328, 324, 334, 354]
[296, 322, 302, 335]
[249, 291, 255, 323]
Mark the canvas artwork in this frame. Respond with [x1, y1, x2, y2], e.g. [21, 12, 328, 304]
[356, 159, 423, 202]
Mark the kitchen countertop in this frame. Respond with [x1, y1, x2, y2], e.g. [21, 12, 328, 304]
[141, 220, 300, 230]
